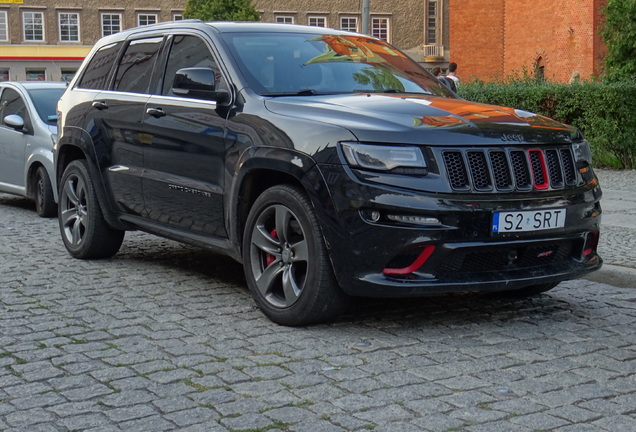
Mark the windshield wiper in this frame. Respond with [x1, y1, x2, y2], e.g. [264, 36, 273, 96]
[262, 89, 319, 97]
[353, 89, 433, 95]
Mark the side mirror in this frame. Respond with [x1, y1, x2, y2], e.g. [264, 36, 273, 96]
[3, 114, 25, 132]
[172, 67, 229, 102]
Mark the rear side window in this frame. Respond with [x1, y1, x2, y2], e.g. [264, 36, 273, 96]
[76, 42, 122, 90]
[114, 37, 163, 94]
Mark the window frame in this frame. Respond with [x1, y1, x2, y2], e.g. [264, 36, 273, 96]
[58, 11, 80, 43]
[371, 16, 390, 42]
[340, 16, 359, 33]
[0, 11, 8, 42]
[23, 11, 45, 42]
[426, 0, 439, 45]
[137, 13, 158, 27]
[275, 15, 294, 24]
[101, 12, 122, 37]
[307, 15, 327, 27]
[173, 13, 183, 21]
[26, 69, 47, 81]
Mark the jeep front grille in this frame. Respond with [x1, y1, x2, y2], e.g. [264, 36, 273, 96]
[442, 146, 577, 192]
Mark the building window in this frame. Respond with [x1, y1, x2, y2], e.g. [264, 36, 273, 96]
[0, 69, 9, 82]
[61, 69, 77, 82]
[138, 14, 157, 27]
[340, 17, 358, 33]
[371, 17, 390, 42]
[26, 69, 46, 81]
[101, 13, 122, 37]
[0, 11, 8, 42]
[308, 16, 327, 27]
[275, 15, 294, 24]
[173, 13, 183, 21]
[59, 12, 80, 42]
[426, 0, 438, 44]
[23, 11, 45, 42]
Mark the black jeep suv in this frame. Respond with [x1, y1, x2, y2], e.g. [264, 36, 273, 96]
[55, 21, 602, 325]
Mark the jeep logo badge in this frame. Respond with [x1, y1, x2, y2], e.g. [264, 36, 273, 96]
[501, 133, 525, 142]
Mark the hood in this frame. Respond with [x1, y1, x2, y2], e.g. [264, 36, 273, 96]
[264, 93, 578, 145]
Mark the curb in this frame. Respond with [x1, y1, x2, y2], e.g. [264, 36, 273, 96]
[583, 264, 636, 289]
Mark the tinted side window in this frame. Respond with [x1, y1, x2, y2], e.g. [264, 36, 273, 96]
[114, 37, 163, 94]
[161, 35, 226, 97]
[76, 42, 123, 90]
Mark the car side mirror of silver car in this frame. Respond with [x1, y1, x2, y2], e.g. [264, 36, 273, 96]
[3, 114, 26, 133]
[172, 67, 229, 103]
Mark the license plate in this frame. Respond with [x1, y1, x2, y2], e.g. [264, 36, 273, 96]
[492, 208, 566, 233]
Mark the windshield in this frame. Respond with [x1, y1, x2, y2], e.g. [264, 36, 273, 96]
[223, 32, 454, 97]
[27, 88, 66, 124]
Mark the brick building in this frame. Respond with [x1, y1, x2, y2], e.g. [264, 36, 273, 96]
[449, 0, 606, 83]
[0, 0, 186, 81]
[0, 0, 450, 81]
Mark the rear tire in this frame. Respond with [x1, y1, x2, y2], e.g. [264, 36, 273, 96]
[242, 184, 351, 326]
[34, 166, 56, 217]
[58, 159, 124, 259]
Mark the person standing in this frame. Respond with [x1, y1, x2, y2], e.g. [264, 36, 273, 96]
[447, 62, 460, 87]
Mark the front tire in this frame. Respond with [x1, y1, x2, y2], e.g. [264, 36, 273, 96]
[242, 185, 350, 326]
[58, 159, 124, 259]
[34, 166, 56, 217]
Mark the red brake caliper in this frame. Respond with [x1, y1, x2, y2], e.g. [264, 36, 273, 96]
[266, 228, 277, 266]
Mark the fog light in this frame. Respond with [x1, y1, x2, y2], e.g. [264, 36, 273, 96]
[386, 214, 441, 226]
[370, 210, 381, 222]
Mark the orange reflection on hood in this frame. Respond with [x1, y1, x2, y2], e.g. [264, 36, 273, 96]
[413, 115, 468, 128]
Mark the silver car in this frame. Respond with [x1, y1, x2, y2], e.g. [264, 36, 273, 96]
[0, 81, 66, 217]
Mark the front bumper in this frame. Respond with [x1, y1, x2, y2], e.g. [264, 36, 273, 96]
[314, 165, 603, 297]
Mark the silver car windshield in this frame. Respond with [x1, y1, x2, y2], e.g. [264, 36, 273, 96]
[224, 32, 453, 97]
[27, 88, 66, 124]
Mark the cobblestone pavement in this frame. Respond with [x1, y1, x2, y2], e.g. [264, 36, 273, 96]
[595, 169, 636, 271]
[1, 171, 635, 431]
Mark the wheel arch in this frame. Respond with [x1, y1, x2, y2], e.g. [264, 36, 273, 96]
[231, 148, 335, 262]
[25, 161, 46, 200]
[56, 127, 127, 230]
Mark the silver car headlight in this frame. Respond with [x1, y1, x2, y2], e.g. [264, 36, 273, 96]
[341, 143, 426, 171]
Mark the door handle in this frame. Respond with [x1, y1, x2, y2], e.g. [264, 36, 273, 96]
[146, 107, 166, 118]
[91, 100, 108, 110]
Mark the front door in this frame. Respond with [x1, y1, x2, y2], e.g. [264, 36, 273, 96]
[0, 87, 29, 190]
[142, 34, 230, 238]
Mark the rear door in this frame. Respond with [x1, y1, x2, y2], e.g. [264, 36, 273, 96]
[141, 33, 230, 238]
[90, 36, 163, 216]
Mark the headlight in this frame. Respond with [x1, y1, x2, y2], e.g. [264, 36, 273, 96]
[341, 143, 426, 171]
[572, 140, 592, 164]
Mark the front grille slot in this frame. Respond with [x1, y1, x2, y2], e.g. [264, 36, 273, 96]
[467, 151, 492, 191]
[442, 146, 577, 192]
[443, 151, 470, 190]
